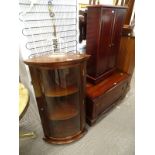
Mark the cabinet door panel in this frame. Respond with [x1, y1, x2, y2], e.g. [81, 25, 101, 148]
[39, 66, 82, 138]
[108, 9, 127, 69]
[97, 8, 115, 75]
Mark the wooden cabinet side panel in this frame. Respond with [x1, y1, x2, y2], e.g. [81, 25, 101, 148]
[86, 7, 101, 77]
[29, 66, 42, 97]
[117, 36, 135, 75]
[79, 62, 87, 130]
[29, 66, 51, 137]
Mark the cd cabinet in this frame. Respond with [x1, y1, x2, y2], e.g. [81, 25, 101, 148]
[86, 5, 127, 84]
[24, 53, 89, 144]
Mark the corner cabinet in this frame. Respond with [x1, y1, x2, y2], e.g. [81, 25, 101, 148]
[24, 54, 89, 144]
[86, 5, 127, 84]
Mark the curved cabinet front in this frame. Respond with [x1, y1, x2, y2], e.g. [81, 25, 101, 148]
[24, 54, 89, 144]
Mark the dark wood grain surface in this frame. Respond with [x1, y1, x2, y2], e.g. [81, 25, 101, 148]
[86, 71, 129, 99]
[86, 70, 130, 125]
[117, 35, 135, 75]
[24, 54, 89, 144]
[86, 6, 127, 83]
[87, 5, 128, 9]
[24, 53, 90, 69]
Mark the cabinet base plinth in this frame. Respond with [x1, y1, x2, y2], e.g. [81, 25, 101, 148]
[43, 128, 87, 144]
[87, 68, 116, 84]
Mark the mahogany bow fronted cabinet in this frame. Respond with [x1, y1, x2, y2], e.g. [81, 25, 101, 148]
[86, 5, 127, 84]
[24, 53, 89, 144]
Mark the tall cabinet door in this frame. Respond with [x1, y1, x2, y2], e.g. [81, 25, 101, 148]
[107, 9, 127, 69]
[97, 8, 115, 76]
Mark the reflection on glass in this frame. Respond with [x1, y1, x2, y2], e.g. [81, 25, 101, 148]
[40, 66, 81, 138]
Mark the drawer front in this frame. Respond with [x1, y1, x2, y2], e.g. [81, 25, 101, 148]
[94, 81, 128, 117]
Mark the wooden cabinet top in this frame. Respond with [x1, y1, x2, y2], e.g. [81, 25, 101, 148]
[86, 71, 129, 99]
[24, 53, 90, 68]
[87, 5, 128, 9]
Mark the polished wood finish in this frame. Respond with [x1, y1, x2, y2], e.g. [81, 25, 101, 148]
[86, 70, 130, 125]
[43, 128, 87, 144]
[44, 85, 78, 97]
[122, 24, 133, 36]
[117, 34, 135, 75]
[24, 53, 89, 144]
[124, 0, 135, 25]
[86, 5, 127, 84]
[25, 53, 90, 69]
[48, 101, 78, 120]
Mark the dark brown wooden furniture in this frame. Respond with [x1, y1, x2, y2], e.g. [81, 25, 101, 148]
[115, 0, 134, 23]
[86, 70, 130, 125]
[124, 0, 135, 25]
[85, 5, 132, 125]
[24, 53, 89, 144]
[117, 33, 135, 76]
[86, 5, 127, 84]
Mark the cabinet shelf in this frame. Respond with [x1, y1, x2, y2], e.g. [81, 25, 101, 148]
[48, 102, 79, 121]
[45, 85, 79, 97]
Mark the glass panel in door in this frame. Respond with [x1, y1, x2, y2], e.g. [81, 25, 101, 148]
[40, 66, 81, 138]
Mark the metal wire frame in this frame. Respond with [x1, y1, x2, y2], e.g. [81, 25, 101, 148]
[19, 11, 76, 14]
[19, 0, 78, 57]
[19, 2, 76, 7]
[25, 34, 76, 44]
[26, 40, 77, 50]
[19, 11, 77, 22]
[28, 45, 77, 58]
[22, 26, 77, 36]
[22, 30, 77, 38]
[19, 17, 76, 22]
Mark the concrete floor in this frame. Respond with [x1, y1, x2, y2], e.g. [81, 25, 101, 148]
[19, 76, 134, 155]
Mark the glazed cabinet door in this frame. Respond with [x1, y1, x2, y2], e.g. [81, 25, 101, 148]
[25, 54, 89, 144]
[39, 65, 83, 139]
[107, 9, 127, 69]
[97, 8, 115, 76]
